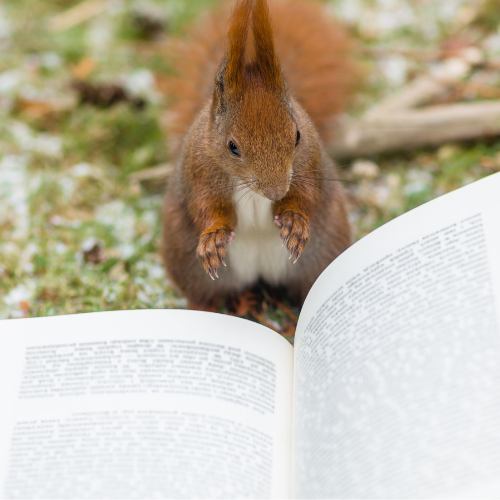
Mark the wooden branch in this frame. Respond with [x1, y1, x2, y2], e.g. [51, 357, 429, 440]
[50, 0, 107, 32]
[129, 163, 173, 192]
[365, 57, 472, 117]
[329, 101, 500, 159]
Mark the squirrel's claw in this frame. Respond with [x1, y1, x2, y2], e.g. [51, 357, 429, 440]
[197, 228, 232, 279]
[276, 211, 310, 264]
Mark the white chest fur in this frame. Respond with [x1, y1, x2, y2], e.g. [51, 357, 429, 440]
[228, 189, 290, 288]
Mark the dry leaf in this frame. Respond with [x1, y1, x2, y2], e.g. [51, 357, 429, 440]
[72, 80, 146, 109]
[16, 98, 58, 119]
[83, 242, 105, 264]
[20, 301, 31, 318]
[73, 57, 96, 80]
[130, 11, 168, 40]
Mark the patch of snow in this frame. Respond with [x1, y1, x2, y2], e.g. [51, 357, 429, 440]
[87, 18, 114, 55]
[137, 290, 150, 304]
[104, 285, 118, 303]
[0, 7, 11, 39]
[59, 177, 76, 199]
[81, 237, 102, 252]
[404, 170, 433, 196]
[70, 162, 94, 178]
[108, 0, 125, 15]
[1, 241, 16, 254]
[328, 0, 363, 24]
[375, 4, 413, 32]
[96, 200, 137, 244]
[436, 0, 468, 23]
[136, 260, 165, 280]
[3, 284, 33, 305]
[2, 283, 35, 318]
[0, 70, 21, 94]
[484, 33, 500, 56]
[54, 242, 68, 255]
[0, 155, 30, 238]
[49, 215, 82, 228]
[36, 134, 63, 157]
[10, 121, 62, 157]
[41, 52, 62, 70]
[117, 243, 136, 259]
[141, 209, 158, 228]
[20, 243, 39, 274]
[124, 69, 160, 101]
[378, 55, 407, 86]
[373, 185, 390, 207]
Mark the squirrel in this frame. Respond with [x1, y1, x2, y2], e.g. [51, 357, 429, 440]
[161, 0, 360, 311]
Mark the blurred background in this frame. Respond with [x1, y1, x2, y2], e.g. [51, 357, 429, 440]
[0, 0, 499, 325]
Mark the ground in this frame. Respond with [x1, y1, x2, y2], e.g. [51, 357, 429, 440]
[1, 0, 499, 341]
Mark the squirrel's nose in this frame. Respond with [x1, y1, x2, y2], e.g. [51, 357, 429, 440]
[262, 185, 289, 201]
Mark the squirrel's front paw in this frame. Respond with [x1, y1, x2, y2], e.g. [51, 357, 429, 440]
[275, 211, 310, 263]
[197, 228, 235, 279]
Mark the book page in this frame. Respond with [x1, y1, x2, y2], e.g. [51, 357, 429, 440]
[0, 309, 293, 499]
[293, 173, 500, 498]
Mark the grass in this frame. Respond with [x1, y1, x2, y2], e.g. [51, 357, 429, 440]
[0, 0, 499, 338]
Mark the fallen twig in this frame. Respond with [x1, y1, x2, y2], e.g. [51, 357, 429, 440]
[50, 0, 107, 32]
[129, 164, 173, 192]
[129, 164, 173, 182]
[328, 51, 500, 158]
[365, 57, 473, 117]
[330, 100, 500, 158]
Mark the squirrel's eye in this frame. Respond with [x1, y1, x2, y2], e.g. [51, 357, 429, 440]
[228, 140, 240, 157]
[295, 130, 301, 147]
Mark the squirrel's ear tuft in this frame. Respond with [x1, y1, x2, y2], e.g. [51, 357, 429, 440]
[252, 0, 283, 90]
[215, 0, 284, 110]
[224, 0, 253, 97]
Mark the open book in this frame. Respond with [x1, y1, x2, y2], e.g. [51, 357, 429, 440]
[2, 173, 500, 499]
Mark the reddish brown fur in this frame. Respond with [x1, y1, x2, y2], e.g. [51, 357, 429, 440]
[162, 0, 360, 154]
[162, 0, 356, 309]
[226, 0, 252, 97]
[251, 0, 283, 89]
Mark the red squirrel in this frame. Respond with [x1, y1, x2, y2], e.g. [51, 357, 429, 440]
[162, 0, 359, 310]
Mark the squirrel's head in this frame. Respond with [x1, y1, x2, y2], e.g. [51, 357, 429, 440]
[210, 0, 301, 201]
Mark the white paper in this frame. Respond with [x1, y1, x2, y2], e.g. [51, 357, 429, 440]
[294, 173, 500, 498]
[0, 310, 294, 499]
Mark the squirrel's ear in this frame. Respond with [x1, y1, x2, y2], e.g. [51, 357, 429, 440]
[212, 60, 227, 116]
[224, 0, 252, 97]
[252, 0, 284, 90]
